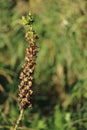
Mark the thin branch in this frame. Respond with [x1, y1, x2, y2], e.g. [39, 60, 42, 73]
[65, 118, 87, 127]
[0, 125, 34, 130]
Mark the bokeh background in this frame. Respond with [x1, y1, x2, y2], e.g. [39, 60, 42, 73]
[0, 0, 87, 130]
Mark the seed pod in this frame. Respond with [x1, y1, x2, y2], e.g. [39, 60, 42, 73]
[18, 12, 39, 110]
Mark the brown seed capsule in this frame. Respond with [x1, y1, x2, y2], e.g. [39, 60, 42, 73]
[20, 81, 25, 86]
[25, 57, 29, 62]
[24, 78, 28, 82]
[29, 90, 33, 95]
[29, 54, 33, 58]
[28, 81, 32, 87]
[26, 72, 30, 76]
[18, 85, 21, 89]
[19, 72, 24, 79]
[18, 94, 23, 98]
[29, 47, 33, 53]
[26, 85, 30, 90]
[23, 98, 28, 103]
[29, 76, 33, 80]
[29, 69, 33, 73]
[26, 93, 30, 99]
[28, 104, 32, 108]
[21, 89, 25, 94]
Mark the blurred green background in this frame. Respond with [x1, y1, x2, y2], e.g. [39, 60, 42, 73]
[0, 0, 87, 130]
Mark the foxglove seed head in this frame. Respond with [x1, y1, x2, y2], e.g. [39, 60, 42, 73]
[18, 12, 39, 110]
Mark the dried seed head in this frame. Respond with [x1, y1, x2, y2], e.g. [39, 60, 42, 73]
[18, 12, 39, 110]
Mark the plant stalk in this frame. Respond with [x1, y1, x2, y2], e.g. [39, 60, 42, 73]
[12, 109, 24, 130]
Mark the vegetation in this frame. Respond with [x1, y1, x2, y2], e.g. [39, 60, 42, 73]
[0, 0, 87, 130]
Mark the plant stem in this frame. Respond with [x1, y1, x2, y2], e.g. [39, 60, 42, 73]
[64, 118, 87, 128]
[12, 109, 24, 130]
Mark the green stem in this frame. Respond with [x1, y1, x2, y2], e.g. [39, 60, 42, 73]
[12, 109, 24, 130]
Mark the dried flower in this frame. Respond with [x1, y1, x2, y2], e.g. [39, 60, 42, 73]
[18, 12, 39, 110]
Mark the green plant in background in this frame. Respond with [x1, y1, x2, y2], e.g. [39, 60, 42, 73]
[0, 0, 87, 130]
